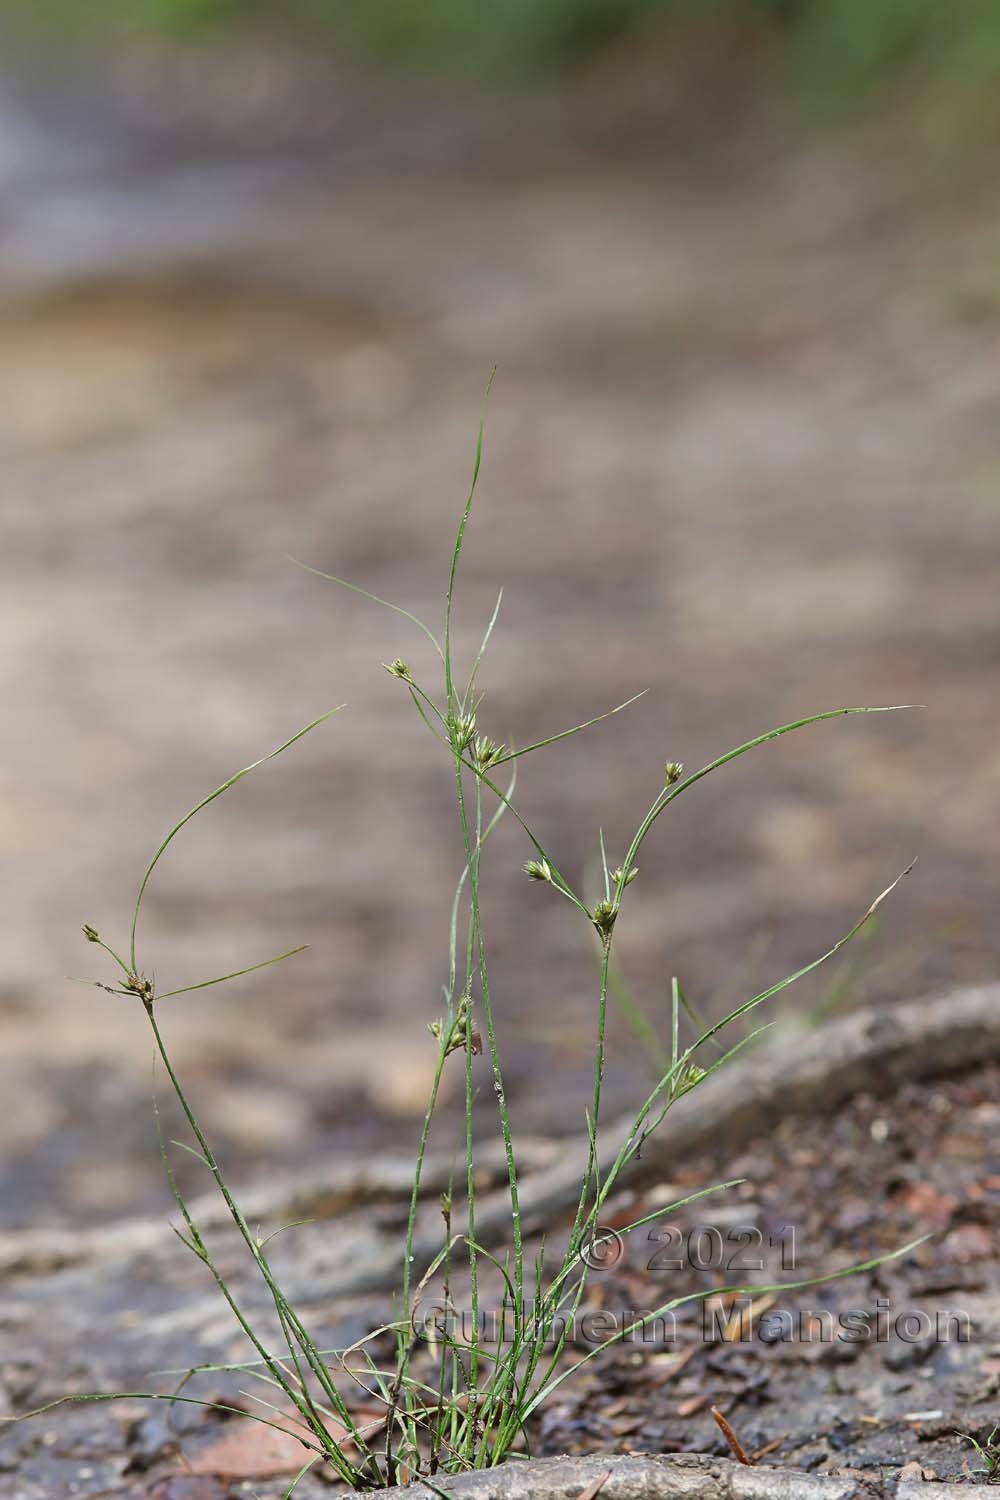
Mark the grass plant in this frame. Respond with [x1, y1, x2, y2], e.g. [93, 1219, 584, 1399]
[958, 1422, 1000, 1483]
[29, 401, 924, 1492]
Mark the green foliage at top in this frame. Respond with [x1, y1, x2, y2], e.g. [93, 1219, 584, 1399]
[7, 0, 1000, 156]
[10, 0, 1000, 122]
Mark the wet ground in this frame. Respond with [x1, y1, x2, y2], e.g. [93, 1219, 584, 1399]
[1, 38, 999, 1490]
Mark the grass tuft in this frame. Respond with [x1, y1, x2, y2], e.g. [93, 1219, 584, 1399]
[37, 397, 927, 1488]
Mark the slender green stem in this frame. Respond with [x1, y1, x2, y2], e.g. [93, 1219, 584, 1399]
[89, 933, 131, 975]
[395, 1034, 452, 1469]
[444, 373, 494, 717]
[152, 1096, 321, 1456]
[129, 707, 343, 973]
[459, 764, 480, 1408]
[14, 1390, 331, 1444]
[408, 680, 449, 730]
[460, 587, 503, 715]
[452, 754, 524, 1323]
[569, 939, 612, 1247]
[459, 756, 588, 919]
[142, 999, 363, 1459]
[400, 1042, 450, 1321]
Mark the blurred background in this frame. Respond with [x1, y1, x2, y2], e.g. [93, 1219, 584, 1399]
[2, 1, 999, 1233]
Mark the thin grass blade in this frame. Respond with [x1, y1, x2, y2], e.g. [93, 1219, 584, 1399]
[525, 1234, 930, 1417]
[445, 370, 495, 711]
[692, 863, 915, 1053]
[462, 587, 503, 712]
[157, 945, 309, 999]
[625, 706, 918, 872]
[290, 556, 442, 658]
[130, 707, 343, 971]
[491, 690, 647, 768]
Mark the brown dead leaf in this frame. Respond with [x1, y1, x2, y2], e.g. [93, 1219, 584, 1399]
[899, 1460, 938, 1481]
[574, 1468, 612, 1500]
[894, 1180, 958, 1228]
[186, 1409, 386, 1481]
[145, 1479, 229, 1500]
[647, 1346, 698, 1386]
[607, 1415, 643, 1437]
[720, 1292, 776, 1343]
[187, 1420, 320, 1480]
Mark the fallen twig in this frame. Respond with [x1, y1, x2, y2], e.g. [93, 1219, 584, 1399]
[710, 1405, 752, 1465]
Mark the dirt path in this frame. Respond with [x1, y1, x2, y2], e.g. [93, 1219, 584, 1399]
[1, 48, 999, 1490]
[3, 61, 1000, 1226]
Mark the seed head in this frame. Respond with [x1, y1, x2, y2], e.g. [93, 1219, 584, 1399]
[123, 971, 153, 1000]
[383, 659, 413, 683]
[522, 858, 552, 883]
[611, 866, 638, 888]
[429, 994, 481, 1057]
[450, 711, 477, 754]
[472, 734, 505, 772]
[82, 924, 101, 943]
[664, 761, 684, 786]
[678, 1062, 706, 1094]
[591, 899, 618, 941]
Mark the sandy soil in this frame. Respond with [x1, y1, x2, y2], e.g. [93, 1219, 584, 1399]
[1, 53, 999, 1241]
